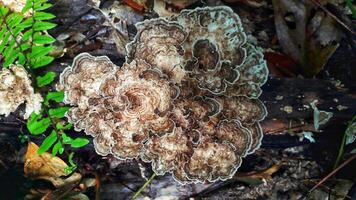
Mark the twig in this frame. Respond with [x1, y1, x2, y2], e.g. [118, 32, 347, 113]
[10, 113, 26, 124]
[307, 154, 356, 194]
[132, 173, 156, 200]
[309, 0, 356, 36]
[333, 130, 347, 169]
[303, 179, 352, 199]
[94, 172, 101, 200]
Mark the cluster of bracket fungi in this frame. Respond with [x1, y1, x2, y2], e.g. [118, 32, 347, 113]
[0, 65, 43, 119]
[59, 6, 268, 184]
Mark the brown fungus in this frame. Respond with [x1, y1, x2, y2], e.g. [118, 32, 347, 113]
[60, 6, 268, 184]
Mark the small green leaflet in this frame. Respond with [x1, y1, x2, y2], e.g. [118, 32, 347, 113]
[34, 3, 53, 11]
[27, 112, 51, 135]
[64, 152, 77, 174]
[33, 21, 56, 31]
[48, 107, 69, 118]
[62, 133, 72, 144]
[30, 55, 54, 69]
[346, 0, 356, 19]
[29, 46, 55, 59]
[36, 71, 56, 87]
[33, 33, 56, 44]
[44, 91, 64, 105]
[37, 130, 57, 155]
[27, 113, 50, 134]
[70, 138, 89, 148]
[34, 12, 56, 21]
[62, 133, 89, 148]
[56, 122, 72, 130]
[345, 116, 356, 145]
[52, 141, 64, 157]
[0, 6, 9, 16]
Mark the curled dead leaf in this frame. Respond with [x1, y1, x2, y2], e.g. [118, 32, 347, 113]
[24, 142, 81, 188]
[273, 0, 342, 77]
[235, 164, 282, 185]
[240, 164, 282, 180]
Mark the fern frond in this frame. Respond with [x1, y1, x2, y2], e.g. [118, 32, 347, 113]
[0, 0, 56, 69]
[1, 0, 87, 170]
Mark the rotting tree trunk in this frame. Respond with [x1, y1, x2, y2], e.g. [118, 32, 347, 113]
[261, 77, 355, 134]
[1, 76, 355, 144]
[0, 73, 355, 200]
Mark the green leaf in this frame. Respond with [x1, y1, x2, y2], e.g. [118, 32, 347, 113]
[64, 152, 77, 174]
[22, 29, 33, 42]
[20, 43, 31, 51]
[38, 130, 58, 155]
[51, 141, 62, 157]
[59, 147, 64, 154]
[0, 6, 10, 17]
[27, 113, 51, 135]
[61, 133, 89, 148]
[70, 138, 89, 148]
[346, 0, 356, 19]
[0, 27, 7, 40]
[36, 71, 56, 87]
[345, 117, 356, 145]
[68, 152, 76, 166]
[3, 48, 20, 67]
[31, 55, 54, 68]
[34, 12, 56, 20]
[62, 133, 72, 144]
[33, 21, 56, 31]
[33, 33, 56, 44]
[34, 3, 53, 11]
[0, 32, 11, 53]
[6, 13, 24, 28]
[19, 17, 34, 28]
[56, 122, 72, 130]
[29, 46, 55, 59]
[44, 91, 64, 105]
[48, 107, 69, 118]
[22, 0, 32, 13]
[53, 141, 65, 156]
[18, 53, 26, 65]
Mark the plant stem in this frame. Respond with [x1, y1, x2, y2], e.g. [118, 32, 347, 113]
[333, 130, 347, 169]
[1, 3, 66, 155]
[132, 173, 156, 200]
[43, 106, 68, 155]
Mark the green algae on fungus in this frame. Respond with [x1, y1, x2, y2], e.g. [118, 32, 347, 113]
[59, 6, 268, 184]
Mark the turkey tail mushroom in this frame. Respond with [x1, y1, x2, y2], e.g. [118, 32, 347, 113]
[60, 6, 268, 184]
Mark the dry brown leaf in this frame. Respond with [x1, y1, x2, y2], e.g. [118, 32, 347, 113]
[24, 142, 81, 188]
[231, 164, 282, 185]
[24, 142, 68, 178]
[154, 0, 199, 16]
[240, 164, 282, 180]
[273, 0, 342, 77]
[123, 0, 149, 12]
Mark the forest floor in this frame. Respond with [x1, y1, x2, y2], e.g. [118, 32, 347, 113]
[0, 0, 355, 199]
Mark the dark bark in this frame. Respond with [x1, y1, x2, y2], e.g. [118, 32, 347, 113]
[1, 76, 355, 146]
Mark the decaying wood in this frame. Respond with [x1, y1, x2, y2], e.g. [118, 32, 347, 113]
[261, 77, 355, 135]
[1, 76, 355, 142]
